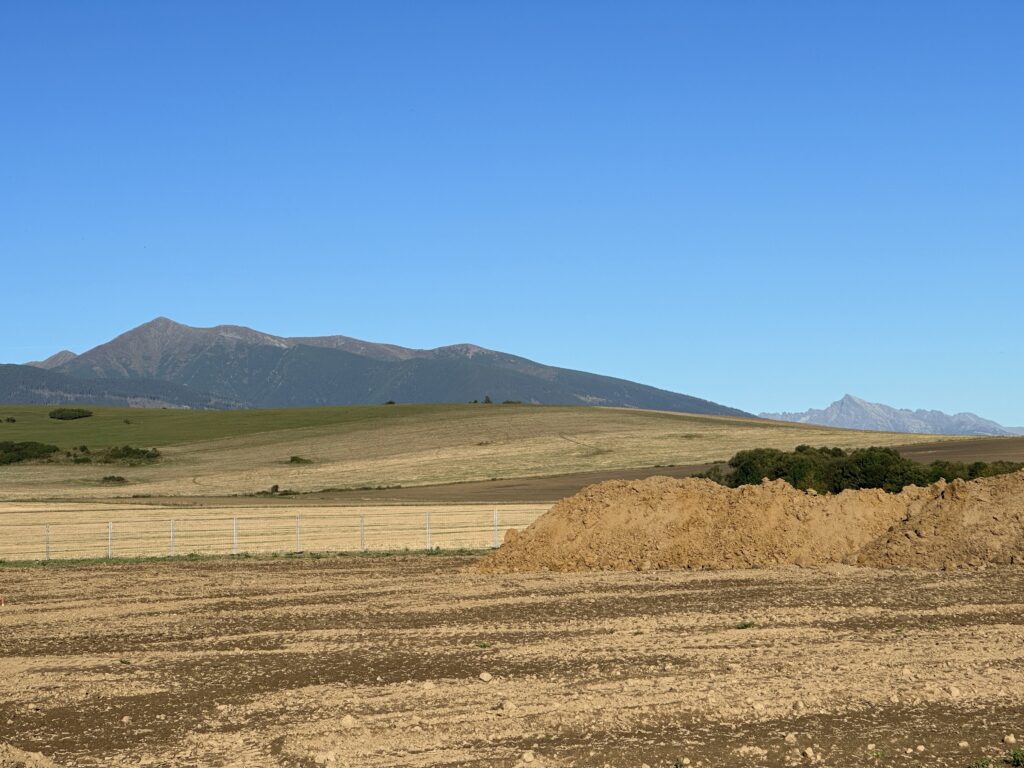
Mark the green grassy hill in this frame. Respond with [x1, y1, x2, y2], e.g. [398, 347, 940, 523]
[0, 403, 454, 448]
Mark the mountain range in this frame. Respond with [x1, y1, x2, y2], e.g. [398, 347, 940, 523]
[761, 394, 1024, 437]
[3, 317, 750, 416]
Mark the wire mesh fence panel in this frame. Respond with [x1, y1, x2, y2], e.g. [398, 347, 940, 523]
[104, 520, 177, 559]
[360, 509, 427, 551]
[232, 515, 298, 555]
[172, 517, 236, 556]
[0, 523, 48, 561]
[46, 522, 113, 560]
[290, 514, 362, 553]
[429, 509, 496, 550]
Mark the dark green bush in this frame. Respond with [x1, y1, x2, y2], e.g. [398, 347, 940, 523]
[3, 417, 15, 423]
[699, 445, 1024, 494]
[0, 441, 60, 465]
[101, 475, 127, 484]
[48, 408, 93, 420]
[288, 456, 313, 464]
[105, 445, 161, 462]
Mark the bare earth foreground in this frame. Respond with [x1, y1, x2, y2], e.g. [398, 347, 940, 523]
[1, 557, 1022, 768]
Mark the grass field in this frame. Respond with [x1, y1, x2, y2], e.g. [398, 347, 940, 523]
[0, 404, 963, 501]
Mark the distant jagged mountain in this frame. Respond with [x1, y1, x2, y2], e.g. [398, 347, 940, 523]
[0, 364, 239, 409]
[12, 317, 751, 415]
[761, 394, 1017, 436]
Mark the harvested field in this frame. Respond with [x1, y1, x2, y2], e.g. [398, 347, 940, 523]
[1, 557, 1023, 767]
[0, 404, 959, 500]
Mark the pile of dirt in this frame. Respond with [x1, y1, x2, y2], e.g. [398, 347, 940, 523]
[0, 744, 60, 768]
[476, 471, 1024, 572]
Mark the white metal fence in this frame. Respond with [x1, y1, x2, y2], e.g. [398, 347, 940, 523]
[0, 507, 544, 562]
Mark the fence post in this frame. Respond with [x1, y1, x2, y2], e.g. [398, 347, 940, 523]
[295, 514, 301, 553]
[44, 524, 50, 561]
[492, 509, 499, 548]
[425, 511, 431, 550]
[232, 517, 238, 555]
[170, 520, 175, 556]
[107, 522, 113, 559]
[359, 514, 366, 552]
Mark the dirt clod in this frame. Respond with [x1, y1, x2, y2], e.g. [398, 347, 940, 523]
[0, 743, 60, 768]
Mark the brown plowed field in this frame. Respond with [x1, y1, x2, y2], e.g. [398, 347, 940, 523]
[898, 435, 1024, 464]
[2, 556, 1022, 767]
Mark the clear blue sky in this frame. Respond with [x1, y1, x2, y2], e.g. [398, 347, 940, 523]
[2, 2, 1022, 423]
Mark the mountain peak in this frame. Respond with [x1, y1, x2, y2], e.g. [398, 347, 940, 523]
[141, 316, 184, 330]
[26, 349, 78, 369]
[761, 395, 1013, 436]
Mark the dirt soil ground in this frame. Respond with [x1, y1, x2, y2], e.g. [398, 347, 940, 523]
[897, 436, 1024, 465]
[1, 556, 1022, 767]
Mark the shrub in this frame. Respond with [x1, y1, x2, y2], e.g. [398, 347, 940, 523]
[502, 400, 523, 405]
[105, 445, 161, 462]
[3, 417, 15, 423]
[101, 475, 127, 484]
[698, 445, 1024, 494]
[288, 456, 313, 464]
[0, 441, 60, 465]
[483, 395, 493, 404]
[48, 408, 93, 420]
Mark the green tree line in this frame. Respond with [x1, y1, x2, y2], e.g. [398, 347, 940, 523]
[699, 445, 1024, 494]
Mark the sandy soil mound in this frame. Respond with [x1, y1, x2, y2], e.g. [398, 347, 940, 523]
[0, 744, 60, 768]
[476, 471, 1024, 572]
[857, 471, 1024, 569]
